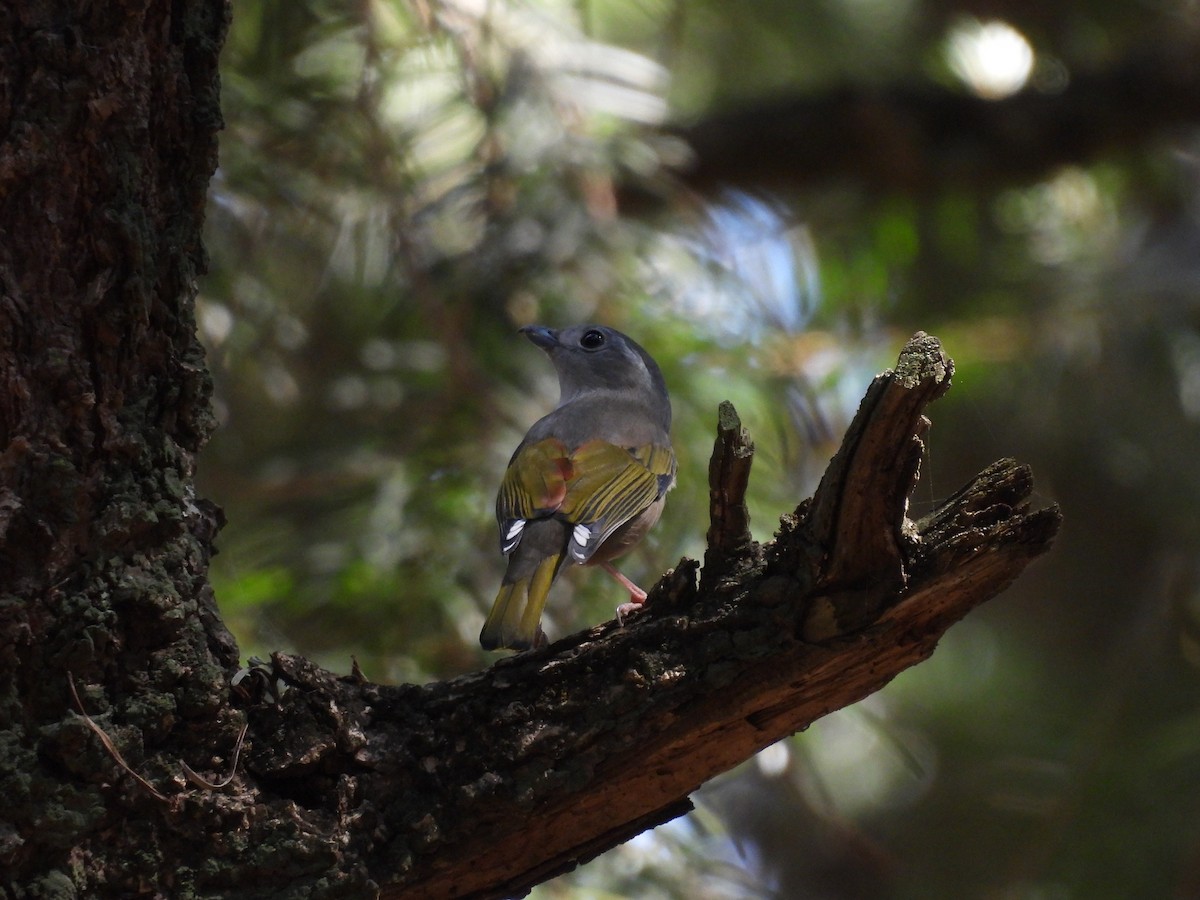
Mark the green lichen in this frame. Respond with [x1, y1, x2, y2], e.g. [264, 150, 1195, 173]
[26, 870, 78, 899]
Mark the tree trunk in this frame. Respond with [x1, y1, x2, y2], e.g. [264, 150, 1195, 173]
[0, 0, 240, 893]
[0, 4, 1061, 897]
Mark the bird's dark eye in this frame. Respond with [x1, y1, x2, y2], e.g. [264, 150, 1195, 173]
[580, 329, 606, 350]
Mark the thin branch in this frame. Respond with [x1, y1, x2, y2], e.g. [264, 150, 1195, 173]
[181, 723, 249, 790]
[67, 672, 171, 804]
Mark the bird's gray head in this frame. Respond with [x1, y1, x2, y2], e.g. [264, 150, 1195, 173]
[520, 324, 671, 424]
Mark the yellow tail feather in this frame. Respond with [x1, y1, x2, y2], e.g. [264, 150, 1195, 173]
[479, 553, 561, 651]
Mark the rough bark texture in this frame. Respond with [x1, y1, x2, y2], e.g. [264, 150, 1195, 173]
[0, 0, 242, 894]
[1, 5, 1062, 899]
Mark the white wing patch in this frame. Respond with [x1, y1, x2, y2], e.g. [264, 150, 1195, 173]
[500, 519, 526, 554]
[571, 523, 591, 555]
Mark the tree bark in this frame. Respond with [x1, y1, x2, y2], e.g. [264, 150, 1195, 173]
[0, 0, 239, 893]
[0, 5, 1061, 898]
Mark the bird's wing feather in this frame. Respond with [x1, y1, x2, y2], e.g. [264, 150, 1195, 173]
[560, 439, 674, 563]
[496, 437, 572, 554]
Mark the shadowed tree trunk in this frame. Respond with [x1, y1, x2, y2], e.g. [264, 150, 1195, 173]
[1, 0, 240, 893]
[0, 2, 1061, 897]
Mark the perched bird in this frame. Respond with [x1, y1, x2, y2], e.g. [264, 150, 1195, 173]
[480, 324, 675, 651]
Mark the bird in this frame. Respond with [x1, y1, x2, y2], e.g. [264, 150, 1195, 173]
[480, 324, 675, 651]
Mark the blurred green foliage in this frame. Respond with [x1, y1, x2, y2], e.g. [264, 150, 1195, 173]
[200, 0, 1200, 895]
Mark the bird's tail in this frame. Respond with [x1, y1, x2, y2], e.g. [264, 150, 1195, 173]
[480, 551, 563, 651]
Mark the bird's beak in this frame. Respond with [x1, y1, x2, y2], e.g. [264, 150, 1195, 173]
[519, 325, 558, 351]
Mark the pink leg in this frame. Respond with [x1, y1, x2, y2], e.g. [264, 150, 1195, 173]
[601, 562, 647, 624]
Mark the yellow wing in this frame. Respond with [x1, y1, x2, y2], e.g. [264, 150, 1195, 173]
[559, 440, 675, 563]
[484, 438, 673, 650]
[495, 438, 572, 554]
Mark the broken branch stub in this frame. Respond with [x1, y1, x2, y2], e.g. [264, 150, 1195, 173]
[702, 400, 757, 586]
[798, 331, 954, 638]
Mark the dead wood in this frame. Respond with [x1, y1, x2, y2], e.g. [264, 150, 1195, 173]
[234, 332, 1060, 899]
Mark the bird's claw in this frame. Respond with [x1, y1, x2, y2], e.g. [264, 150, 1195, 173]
[615, 598, 644, 626]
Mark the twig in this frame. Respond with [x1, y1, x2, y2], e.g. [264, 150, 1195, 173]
[66, 671, 171, 804]
[181, 723, 249, 790]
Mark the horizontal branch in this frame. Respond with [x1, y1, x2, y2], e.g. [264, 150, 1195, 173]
[619, 42, 1200, 204]
[234, 333, 1060, 899]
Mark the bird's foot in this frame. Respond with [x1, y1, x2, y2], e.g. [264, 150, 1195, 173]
[602, 562, 649, 626]
[615, 597, 645, 626]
